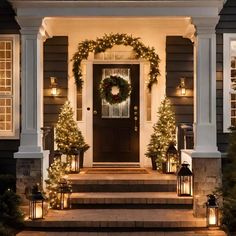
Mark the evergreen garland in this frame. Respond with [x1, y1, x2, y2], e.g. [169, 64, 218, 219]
[72, 33, 160, 90]
[55, 101, 89, 154]
[145, 97, 176, 169]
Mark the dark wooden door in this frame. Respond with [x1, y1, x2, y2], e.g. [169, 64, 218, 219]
[93, 64, 140, 162]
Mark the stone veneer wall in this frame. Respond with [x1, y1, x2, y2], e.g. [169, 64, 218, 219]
[192, 158, 222, 217]
[16, 158, 42, 204]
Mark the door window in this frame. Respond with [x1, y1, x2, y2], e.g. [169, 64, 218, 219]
[101, 68, 130, 119]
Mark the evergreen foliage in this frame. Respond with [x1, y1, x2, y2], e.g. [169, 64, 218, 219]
[219, 126, 236, 232]
[55, 101, 89, 154]
[145, 97, 176, 169]
[45, 158, 69, 209]
[0, 188, 24, 236]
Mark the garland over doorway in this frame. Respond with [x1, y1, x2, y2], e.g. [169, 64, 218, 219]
[72, 33, 160, 90]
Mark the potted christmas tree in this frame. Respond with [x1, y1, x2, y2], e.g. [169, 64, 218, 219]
[55, 101, 89, 168]
[145, 97, 176, 171]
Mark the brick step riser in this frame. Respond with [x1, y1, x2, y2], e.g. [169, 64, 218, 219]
[72, 184, 176, 192]
[71, 204, 193, 209]
[24, 222, 207, 229]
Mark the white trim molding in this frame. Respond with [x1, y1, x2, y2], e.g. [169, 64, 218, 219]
[223, 33, 236, 133]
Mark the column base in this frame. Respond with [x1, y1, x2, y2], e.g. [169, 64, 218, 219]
[15, 150, 49, 205]
[192, 157, 222, 217]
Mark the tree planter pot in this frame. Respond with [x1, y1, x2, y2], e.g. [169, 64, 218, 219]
[162, 162, 167, 174]
[79, 151, 84, 169]
[150, 156, 157, 170]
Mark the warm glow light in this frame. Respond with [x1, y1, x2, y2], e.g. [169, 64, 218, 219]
[50, 77, 59, 96]
[209, 208, 217, 225]
[179, 78, 186, 96]
[71, 159, 76, 171]
[181, 178, 190, 195]
[51, 87, 58, 96]
[167, 158, 177, 173]
[35, 203, 43, 218]
[181, 87, 186, 96]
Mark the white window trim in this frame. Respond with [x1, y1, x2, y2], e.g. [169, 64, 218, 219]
[0, 35, 20, 139]
[223, 33, 236, 133]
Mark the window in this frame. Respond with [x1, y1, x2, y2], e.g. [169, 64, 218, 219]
[0, 35, 19, 138]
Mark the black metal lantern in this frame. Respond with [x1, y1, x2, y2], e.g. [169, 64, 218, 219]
[166, 143, 179, 174]
[206, 194, 219, 227]
[54, 150, 62, 160]
[177, 162, 193, 196]
[57, 179, 72, 210]
[68, 147, 80, 173]
[29, 185, 46, 220]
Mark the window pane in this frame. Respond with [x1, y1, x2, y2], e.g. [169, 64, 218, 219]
[230, 41, 236, 126]
[76, 87, 82, 121]
[101, 68, 130, 119]
[146, 90, 151, 121]
[0, 98, 12, 131]
[0, 40, 12, 95]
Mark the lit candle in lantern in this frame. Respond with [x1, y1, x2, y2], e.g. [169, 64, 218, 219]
[35, 203, 43, 218]
[209, 208, 216, 225]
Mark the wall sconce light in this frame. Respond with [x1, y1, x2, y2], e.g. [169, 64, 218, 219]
[179, 78, 186, 96]
[50, 77, 59, 96]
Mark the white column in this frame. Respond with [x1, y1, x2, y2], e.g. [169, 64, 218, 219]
[192, 17, 220, 158]
[14, 17, 49, 158]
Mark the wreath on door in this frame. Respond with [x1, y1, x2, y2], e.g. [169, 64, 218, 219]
[99, 75, 131, 104]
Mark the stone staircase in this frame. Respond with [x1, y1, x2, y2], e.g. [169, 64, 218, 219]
[23, 168, 226, 235]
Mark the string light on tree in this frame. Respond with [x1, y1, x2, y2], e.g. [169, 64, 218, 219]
[145, 97, 176, 170]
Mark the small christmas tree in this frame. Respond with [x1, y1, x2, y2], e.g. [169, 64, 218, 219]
[55, 101, 89, 154]
[145, 97, 176, 169]
[45, 158, 69, 208]
[219, 126, 236, 232]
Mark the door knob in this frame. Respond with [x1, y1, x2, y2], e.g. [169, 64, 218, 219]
[93, 110, 98, 115]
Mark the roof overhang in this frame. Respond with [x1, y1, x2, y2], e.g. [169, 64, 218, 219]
[9, 0, 225, 18]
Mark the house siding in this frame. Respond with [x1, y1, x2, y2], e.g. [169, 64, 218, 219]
[166, 36, 194, 150]
[43, 36, 68, 157]
[0, 0, 20, 176]
[215, 0, 236, 153]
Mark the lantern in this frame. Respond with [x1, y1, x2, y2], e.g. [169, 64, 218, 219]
[50, 77, 59, 96]
[68, 147, 80, 173]
[57, 179, 72, 210]
[29, 185, 46, 220]
[206, 194, 219, 227]
[166, 143, 179, 174]
[177, 162, 193, 196]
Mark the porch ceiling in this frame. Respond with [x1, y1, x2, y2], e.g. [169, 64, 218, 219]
[9, 0, 224, 18]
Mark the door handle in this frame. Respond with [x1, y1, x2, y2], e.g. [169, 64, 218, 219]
[93, 110, 98, 115]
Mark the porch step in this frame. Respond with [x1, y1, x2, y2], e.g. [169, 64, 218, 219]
[24, 208, 207, 230]
[70, 192, 192, 209]
[70, 179, 176, 192]
[17, 230, 227, 236]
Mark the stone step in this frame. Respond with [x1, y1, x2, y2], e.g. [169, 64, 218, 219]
[70, 180, 176, 192]
[24, 209, 207, 230]
[17, 230, 227, 236]
[70, 192, 192, 209]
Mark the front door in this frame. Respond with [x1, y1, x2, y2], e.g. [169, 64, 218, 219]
[93, 64, 140, 162]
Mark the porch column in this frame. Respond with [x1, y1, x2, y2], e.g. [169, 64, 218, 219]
[14, 16, 50, 202]
[191, 17, 221, 217]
